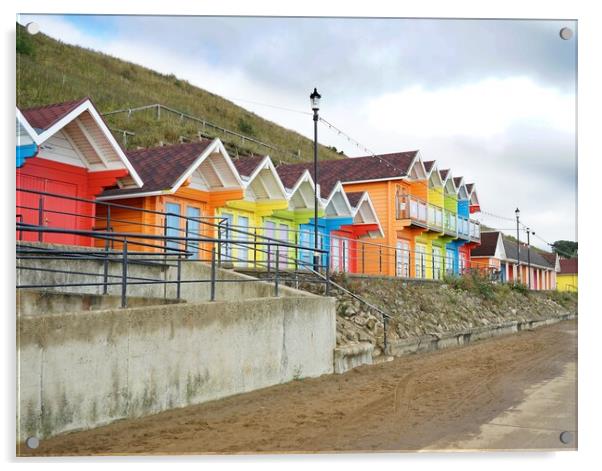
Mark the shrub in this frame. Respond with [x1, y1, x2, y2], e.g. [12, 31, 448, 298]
[510, 283, 529, 296]
[445, 272, 496, 300]
[238, 118, 256, 136]
[16, 30, 35, 56]
[120, 66, 136, 81]
[546, 290, 577, 309]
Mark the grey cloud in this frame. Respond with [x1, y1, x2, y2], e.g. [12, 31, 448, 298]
[93, 16, 576, 102]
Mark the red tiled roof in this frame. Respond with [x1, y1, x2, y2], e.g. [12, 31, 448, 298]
[20, 97, 90, 131]
[559, 258, 578, 274]
[99, 140, 214, 197]
[233, 155, 266, 178]
[277, 150, 418, 195]
[275, 164, 309, 189]
[345, 191, 364, 208]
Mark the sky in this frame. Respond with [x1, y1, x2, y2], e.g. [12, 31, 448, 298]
[17, 14, 577, 249]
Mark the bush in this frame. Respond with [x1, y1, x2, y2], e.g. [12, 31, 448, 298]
[238, 118, 256, 136]
[445, 272, 496, 300]
[120, 66, 136, 81]
[510, 283, 529, 296]
[546, 290, 577, 309]
[16, 30, 35, 56]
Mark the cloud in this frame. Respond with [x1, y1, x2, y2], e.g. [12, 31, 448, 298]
[16, 14, 577, 246]
[365, 77, 574, 139]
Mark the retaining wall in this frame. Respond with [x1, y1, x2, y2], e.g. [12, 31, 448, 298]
[17, 295, 336, 441]
[17, 290, 182, 317]
[335, 313, 576, 374]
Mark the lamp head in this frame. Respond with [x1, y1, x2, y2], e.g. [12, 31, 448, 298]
[310, 88, 321, 111]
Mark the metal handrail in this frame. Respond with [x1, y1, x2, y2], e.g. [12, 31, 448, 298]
[303, 265, 393, 350]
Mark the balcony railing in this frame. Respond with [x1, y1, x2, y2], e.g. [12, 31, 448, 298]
[469, 219, 481, 242]
[395, 194, 480, 242]
[396, 194, 427, 226]
[443, 210, 457, 236]
[457, 215, 470, 239]
[427, 204, 443, 231]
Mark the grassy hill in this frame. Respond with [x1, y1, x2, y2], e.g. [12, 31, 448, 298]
[16, 23, 343, 164]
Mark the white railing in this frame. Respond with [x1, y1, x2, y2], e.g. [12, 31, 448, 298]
[397, 194, 428, 225]
[469, 219, 481, 241]
[427, 204, 443, 231]
[457, 216, 470, 239]
[443, 210, 457, 236]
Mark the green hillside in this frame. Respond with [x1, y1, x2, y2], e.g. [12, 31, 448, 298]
[16, 23, 343, 163]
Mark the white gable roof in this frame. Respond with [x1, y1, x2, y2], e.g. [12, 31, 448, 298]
[286, 170, 324, 210]
[17, 100, 143, 187]
[351, 192, 385, 238]
[323, 181, 353, 218]
[242, 155, 288, 201]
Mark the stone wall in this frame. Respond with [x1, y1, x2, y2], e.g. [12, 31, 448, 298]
[17, 295, 336, 441]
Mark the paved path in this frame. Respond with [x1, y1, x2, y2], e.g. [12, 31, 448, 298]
[423, 360, 577, 451]
[19, 320, 577, 456]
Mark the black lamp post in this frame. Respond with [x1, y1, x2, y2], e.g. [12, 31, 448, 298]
[526, 228, 535, 290]
[310, 87, 321, 272]
[515, 208, 521, 284]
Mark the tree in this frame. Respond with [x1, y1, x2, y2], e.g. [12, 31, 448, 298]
[552, 240, 578, 258]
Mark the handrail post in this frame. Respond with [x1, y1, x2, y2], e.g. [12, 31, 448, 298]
[294, 231, 299, 271]
[121, 239, 128, 308]
[176, 254, 182, 300]
[274, 245, 279, 297]
[217, 221, 222, 267]
[253, 229, 258, 269]
[432, 251, 435, 280]
[267, 242, 271, 274]
[37, 195, 44, 242]
[362, 243, 365, 274]
[184, 219, 189, 259]
[163, 215, 168, 253]
[210, 246, 216, 301]
[383, 316, 388, 353]
[325, 253, 330, 295]
[379, 246, 382, 273]
[103, 205, 111, 295]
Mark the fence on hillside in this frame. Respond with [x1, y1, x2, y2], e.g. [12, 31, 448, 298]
[103, 103, 306, 162]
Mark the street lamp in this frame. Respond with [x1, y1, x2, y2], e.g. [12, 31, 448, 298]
[526, 227, 531, 289]
[526, 228, 535, 290]
[515, 208, 520, 284]
[310, 87, 321, 272]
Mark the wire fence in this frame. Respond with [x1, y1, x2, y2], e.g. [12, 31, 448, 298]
[103, 103, 307, 161]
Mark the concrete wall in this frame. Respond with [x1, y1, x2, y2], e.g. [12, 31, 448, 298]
[18, 295, 336, 440]
[17, 290, 182, 317]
